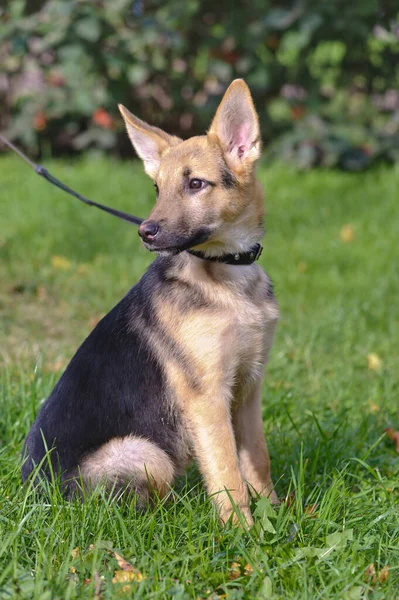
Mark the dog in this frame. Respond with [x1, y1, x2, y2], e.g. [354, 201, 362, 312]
[22, 79, 279, 525]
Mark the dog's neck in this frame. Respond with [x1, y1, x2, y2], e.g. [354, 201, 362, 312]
[167, 251, 263, 301]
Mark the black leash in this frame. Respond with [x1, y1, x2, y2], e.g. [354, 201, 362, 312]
[0, 134, 143, 226]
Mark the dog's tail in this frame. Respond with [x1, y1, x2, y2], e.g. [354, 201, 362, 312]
[75, 435, 175, 503]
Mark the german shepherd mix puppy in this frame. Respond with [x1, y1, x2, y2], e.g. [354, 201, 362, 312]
[22, 80, 279, 525]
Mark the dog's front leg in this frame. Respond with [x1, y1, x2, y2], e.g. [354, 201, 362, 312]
[233, 379, 278, 504]
[185, 397, 252, 526]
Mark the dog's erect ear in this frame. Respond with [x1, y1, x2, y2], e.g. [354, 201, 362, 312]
[119, 105, 181, 178]
[208, 79, 261, 172]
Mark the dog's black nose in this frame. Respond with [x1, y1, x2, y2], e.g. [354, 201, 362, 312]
[138, 221, 159, 242]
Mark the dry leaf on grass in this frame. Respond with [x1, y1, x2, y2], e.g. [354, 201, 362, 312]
[113, 552, 137, 573]
[112, 552, 144, 593]
[363, 563, 389, 585]
[367, 353, 382, 371]
[71, 547, 80, 559]
[228, 562, 241, 580]
[228, 561, 254, 580]
[51, 255, 72, 270]
[304, 503, 318, 518]
[378, 565, 389, 583]
[364, 563, 377, 583]
[385, 428, 399, 452]
[369, 401, 380, 414]
[340, 224, 355, 243]
[112, 569, 143, 584]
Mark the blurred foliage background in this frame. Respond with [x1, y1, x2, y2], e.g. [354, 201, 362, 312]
[1, 0, 398, 170]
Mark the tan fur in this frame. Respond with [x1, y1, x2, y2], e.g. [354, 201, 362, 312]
[119, 80, 264, 258]
[232, 379, 278, 502]
[142, 253, 278, 524]
[115, 80, 279, 525]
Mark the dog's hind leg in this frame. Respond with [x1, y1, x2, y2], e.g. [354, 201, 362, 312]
[75, 436, 175, 504]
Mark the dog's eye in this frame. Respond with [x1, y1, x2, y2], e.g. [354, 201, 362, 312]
[154, 183, 159, 194]
[189, 178, 205, 191]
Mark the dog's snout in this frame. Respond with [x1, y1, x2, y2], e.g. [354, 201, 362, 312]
[138, 221, 159, 243]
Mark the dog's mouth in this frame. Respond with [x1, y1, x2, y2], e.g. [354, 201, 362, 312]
[143, 228, 211, 254]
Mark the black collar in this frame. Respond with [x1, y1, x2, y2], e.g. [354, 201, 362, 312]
[187, 243, 263, 265]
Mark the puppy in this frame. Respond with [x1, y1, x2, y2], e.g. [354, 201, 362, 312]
[22, 79, 279, 525]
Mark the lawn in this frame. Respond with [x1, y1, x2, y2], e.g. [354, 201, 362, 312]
[0, 155, 398, 599]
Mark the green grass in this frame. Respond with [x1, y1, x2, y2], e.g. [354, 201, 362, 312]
[1, 155, 398, 599]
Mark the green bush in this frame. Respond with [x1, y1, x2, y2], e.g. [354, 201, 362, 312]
[1, 0, 398, 167]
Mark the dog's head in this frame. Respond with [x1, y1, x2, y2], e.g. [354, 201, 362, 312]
[119, 79, 264, 256]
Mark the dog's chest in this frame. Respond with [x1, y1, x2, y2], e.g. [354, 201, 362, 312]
[158, 260, 278, 400]
[226, 295, 276, 386]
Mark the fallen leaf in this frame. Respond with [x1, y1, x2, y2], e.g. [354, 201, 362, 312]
[369, 401, 380, 414]
[367, 353, 382, 371]
[51, 255, 72, 270]
[114, 552, 136, 573]
[71, 547, 80, 559]
[244, 563, 253, 575]
[305, 503, 318, 518]
[112, 570, 142, 583]
[112, 569, 143, 591]
[364, 563, 376, 583]
[385, 428, 399, 452]
[112, 552, 143, 592]
[228, 561, 241, 580]
[340, 224, 355, 243]
[378, 565, 389, 583]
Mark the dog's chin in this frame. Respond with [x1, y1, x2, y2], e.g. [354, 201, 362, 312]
[142, 243, 179, 256]
[143, 228, 211, 256]
[147, 246, 180, 256]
